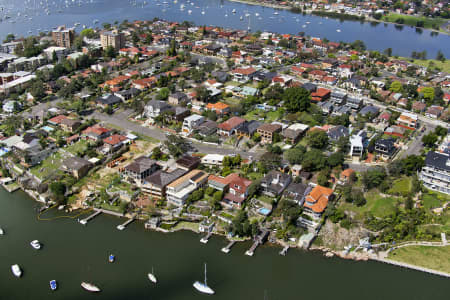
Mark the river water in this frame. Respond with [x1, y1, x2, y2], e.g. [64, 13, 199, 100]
[0, 0, 449, 58]
[0, 187, 449, 300]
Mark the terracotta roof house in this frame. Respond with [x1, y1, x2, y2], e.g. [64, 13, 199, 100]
[47, 114, 68, 125]
[208, 173, 252, 208]
[412, 101, 427, 112]
[231, 67, 257, 82]
[311, 88, 331, 102]
[303, 185, 334, 218]
[340, 169, 355, 184]
[206, 102, 230, 115]
[102, 134, 128, 153]
[257, 123, 282, 144]
[218, 116, 246, 136]
[81, 124, 112, 141]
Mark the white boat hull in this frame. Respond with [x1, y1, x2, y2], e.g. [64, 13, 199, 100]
[148, 273, 157, 283]
[11, 265, 22, 277]
[193, 281, 214, 294]
[81, 282, 101, 292]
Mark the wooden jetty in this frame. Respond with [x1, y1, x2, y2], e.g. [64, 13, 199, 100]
[200, 231, 213, 244]
[79, 210, 102, 225]
[221, 241, 236, 254]
[279, 245, 289, 256]
[117, 215, 136, 230]
[245, 229, 269, 257]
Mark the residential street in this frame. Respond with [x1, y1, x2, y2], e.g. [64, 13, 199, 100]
[87, 110, 261, 159]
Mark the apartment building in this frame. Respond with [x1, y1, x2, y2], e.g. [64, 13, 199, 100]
[420, 151, 450, 195]
[166, 170, 208, 206]
[100, 30, 125, 51]
[52, 26, 75, 48]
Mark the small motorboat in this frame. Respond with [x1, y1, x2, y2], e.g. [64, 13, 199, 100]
[11, 264, 22, 277]
[336, 29, 341, 32]
[30, 240, 41, 250]
[81, 282, 101, 292]
[108, 254, 115, 263]
[0, 227, 4, 235]
[148, 267, 157, 283]
[50, 280, 57, 291]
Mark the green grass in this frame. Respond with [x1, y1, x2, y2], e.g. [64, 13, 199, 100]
[256, 195, 275, 205]
[65, 140, 92, 155]
[265, 109, 283, 122]
[341, 190, 400, 219]
[421, 191, 450, 210]
[130, 131, 159, 144]
[388, 177, 412, 195]
[382, 13, 446, 32]
[388, 245, 450, 274]
[100, 201, 128, 214]
[30, 151, 66, 180]
[247, 172, 264, 181]
[398, 57, 450, 73]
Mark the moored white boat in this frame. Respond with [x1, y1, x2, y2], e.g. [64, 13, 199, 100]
[193, 263, 214, 295]
[11, 264, 22, 277]
[30, 240, 41, 250]
[148, 267, 157, 283]
[109, 254, 115, 263]
[81, 282, 101, 292]
[0, 227, 4, 235]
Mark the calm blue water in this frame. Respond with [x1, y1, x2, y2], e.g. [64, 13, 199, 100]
[0, 0, 449, 58]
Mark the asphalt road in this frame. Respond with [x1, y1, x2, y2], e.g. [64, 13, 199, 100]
[87, 110, 260, 159]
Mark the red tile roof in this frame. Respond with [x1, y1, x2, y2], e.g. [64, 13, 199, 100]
[103, 134, 127, 146]
[48, 115, 68, 124]
[304, 185, 333, 214]
[218, 117, 246, 131]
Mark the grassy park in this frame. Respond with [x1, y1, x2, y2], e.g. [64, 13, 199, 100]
[388, 245, 450, 274]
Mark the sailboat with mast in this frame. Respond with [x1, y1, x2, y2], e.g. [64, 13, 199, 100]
[193, 263, 214, 295]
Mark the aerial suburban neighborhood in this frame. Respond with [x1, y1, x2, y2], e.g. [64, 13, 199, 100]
[0, 7, 449, 290]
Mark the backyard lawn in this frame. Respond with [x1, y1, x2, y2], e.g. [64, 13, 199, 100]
[65, 139, 92, 155]
[30, 151, 67, 181]
[421, 191, 450, 210]
[388, 177, 412, 195]
[388, 245, 450, 274]
[341, 190, 401, 219]
[398, 57, 450, 73]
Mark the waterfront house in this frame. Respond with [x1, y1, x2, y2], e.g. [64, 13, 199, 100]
[166, 169, 209, 207]
[420, 151, 450, 195]
[61, 156, 93, 179]
[260, 170, 292, 197]
[208, 173, 252, 208]
[283, 182, 311, 206]
[122, 156, 160, 185]
[303, 185, 334, 219]
[141, 168, 187, 199]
